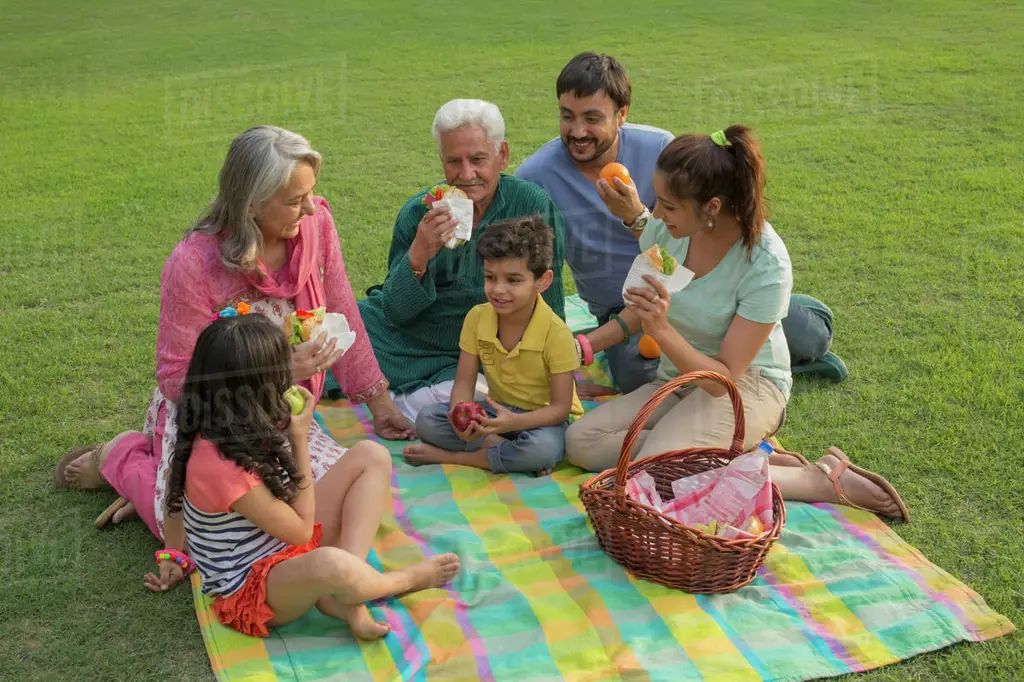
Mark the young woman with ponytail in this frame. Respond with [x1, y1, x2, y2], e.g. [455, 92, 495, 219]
[565, 126, 909, 521]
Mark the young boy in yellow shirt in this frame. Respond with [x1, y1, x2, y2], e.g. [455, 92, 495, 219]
[403, 215, 583, 476]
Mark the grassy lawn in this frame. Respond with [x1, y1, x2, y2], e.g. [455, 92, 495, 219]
[2, 0, 1022, 679]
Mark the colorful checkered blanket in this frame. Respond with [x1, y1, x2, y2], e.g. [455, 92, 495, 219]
[192, 296, 1013, 681]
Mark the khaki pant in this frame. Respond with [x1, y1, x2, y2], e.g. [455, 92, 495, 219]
[565, 369, 787, 472]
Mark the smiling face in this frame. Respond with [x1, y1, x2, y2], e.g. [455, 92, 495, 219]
[558, 90, 627, 164]
[652, 169, 713, 239]
[254, 162, 316, 244]
[483, 257, 552, 317]
[439, 125, 509, 207]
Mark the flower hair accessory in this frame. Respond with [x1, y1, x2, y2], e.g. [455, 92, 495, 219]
[212, 301, 252, 321]
[710, 130, 732, 148]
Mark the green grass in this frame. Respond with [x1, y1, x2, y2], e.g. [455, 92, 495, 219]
[1, 0, 1022, 679]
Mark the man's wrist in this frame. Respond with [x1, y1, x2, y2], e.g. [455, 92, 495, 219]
[624, 207, 651, 232]
[407, 244, 428, 276]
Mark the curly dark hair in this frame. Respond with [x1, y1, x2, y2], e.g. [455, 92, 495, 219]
[475, 214, 553, 278]
[165, 314, 303, 515]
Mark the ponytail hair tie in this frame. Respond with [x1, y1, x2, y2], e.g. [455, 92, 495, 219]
[710, 130, 732, 148]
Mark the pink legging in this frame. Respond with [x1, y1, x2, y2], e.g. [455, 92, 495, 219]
[101, 432, 163, 539]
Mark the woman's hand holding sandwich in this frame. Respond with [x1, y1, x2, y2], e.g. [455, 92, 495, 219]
[624, 275, 671, 337]
[292, 334, 343, 381]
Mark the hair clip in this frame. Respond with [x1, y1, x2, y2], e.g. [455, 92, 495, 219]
[212, 301, 252, 321]
[710, 130, 732, 148]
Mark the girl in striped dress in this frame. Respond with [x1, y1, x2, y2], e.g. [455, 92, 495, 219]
[150, 314, 460, 638]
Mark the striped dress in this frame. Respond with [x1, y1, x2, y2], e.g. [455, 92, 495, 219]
[183, 497, 288, 597]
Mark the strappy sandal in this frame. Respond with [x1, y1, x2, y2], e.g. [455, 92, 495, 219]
[815, 447, 910, 523]
[769, 446, 811, 467]
[94, 496, 130, 529]
[55, 443, 108, 489]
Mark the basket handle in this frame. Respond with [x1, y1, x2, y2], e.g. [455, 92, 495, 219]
[613, 371, 746, 493]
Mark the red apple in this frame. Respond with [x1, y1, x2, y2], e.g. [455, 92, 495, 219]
[450, 401, 487, 432]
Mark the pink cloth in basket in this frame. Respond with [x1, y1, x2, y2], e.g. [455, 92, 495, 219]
[625, 448, 774, 538]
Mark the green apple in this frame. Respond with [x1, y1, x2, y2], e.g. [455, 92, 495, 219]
[284, 386, 305, 416]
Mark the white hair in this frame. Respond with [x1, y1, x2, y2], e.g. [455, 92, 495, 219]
[431, 99, 505, 152]
[187, 125, 322, 272]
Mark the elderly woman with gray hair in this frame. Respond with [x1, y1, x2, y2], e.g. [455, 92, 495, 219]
[56, 126, 413, 589]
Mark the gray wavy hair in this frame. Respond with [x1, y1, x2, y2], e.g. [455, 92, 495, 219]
[188, 125, 322, 272]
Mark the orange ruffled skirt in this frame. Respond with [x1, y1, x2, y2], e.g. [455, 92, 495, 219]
[212, 523, 323, 637]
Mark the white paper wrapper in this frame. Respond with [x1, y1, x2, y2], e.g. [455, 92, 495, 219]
[621, 252, 694, 305]
[436, 196, 474, 248]
[296, 313, 357, 356]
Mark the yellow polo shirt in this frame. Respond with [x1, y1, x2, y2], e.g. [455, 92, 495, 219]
[460, 296, 584, 419]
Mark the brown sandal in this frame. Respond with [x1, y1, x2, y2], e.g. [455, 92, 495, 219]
[816, 447, 910, 522]
[95, 497, 130, 529]
[767, 441, 811, 467]
[55, 443, 108, 489]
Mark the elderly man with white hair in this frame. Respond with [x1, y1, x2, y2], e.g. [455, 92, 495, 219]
[356, 99, 567, 422]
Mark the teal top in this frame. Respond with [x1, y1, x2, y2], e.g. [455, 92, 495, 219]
[638, 220, 793, 398]
[358, 174, 566, 394]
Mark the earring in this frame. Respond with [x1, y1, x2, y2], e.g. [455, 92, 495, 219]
[706, 219, 715, 229]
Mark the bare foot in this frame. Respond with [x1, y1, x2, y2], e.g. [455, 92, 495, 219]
[534, 467, 553, 477]
[399, 553, 460, 593]
[64, 444, 112, 489]
[402, 443, 451, 466]
[112, 502, 137, 524]
[817, 454, 901, 517]
[316, 598, 390, 640]
[576, 380, 617, 400]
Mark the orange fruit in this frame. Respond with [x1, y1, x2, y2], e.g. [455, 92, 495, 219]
[599, 162, 631, 186]
[637, 334, 661, 359]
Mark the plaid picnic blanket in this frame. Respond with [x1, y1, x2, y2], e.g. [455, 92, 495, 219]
[191, 296, 1014, 682]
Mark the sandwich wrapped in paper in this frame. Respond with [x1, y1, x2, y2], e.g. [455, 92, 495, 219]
[621, 244, 695, 305]
[283, 307, 358, 356]
[424, 184, 473, 248]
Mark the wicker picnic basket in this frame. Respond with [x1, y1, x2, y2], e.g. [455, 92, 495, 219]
[579, 370, 786, 594]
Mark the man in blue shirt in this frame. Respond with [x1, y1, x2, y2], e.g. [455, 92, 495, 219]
[516, 52, 846, 392]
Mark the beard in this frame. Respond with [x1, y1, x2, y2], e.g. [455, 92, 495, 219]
[561, 133, 616, 163]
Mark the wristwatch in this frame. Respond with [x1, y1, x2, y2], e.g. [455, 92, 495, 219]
[624, 207, 651, 234]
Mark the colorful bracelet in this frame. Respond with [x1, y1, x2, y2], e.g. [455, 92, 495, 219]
[610, 313, 631, 344]
[154, 548, 196, 575]
[575, 334, 594, 367]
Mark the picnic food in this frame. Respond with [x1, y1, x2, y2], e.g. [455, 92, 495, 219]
[283, 386, 305, 416]
[599, 162, 631, 186]
[423, 184, 472, 248]
[283, 307, 326, 345]
[450, 401, 487, 432]
[643, 244, 677, 276]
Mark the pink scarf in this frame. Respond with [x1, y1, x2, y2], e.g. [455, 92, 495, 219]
[244, 208, 327, 401]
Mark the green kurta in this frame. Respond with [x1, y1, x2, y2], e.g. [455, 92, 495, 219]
[358, 174, 566, 394]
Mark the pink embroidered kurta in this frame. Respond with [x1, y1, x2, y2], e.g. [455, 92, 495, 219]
[104, 198, 388, 539]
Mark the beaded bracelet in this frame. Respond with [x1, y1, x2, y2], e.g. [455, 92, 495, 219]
[609, 313, 631, 344]
[154, 548, 197, 575]
[575, 334, 594, 367]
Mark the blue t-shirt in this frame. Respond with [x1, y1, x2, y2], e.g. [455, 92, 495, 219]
[515, 123, 674, 318]
[639, 220, 794, 397]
